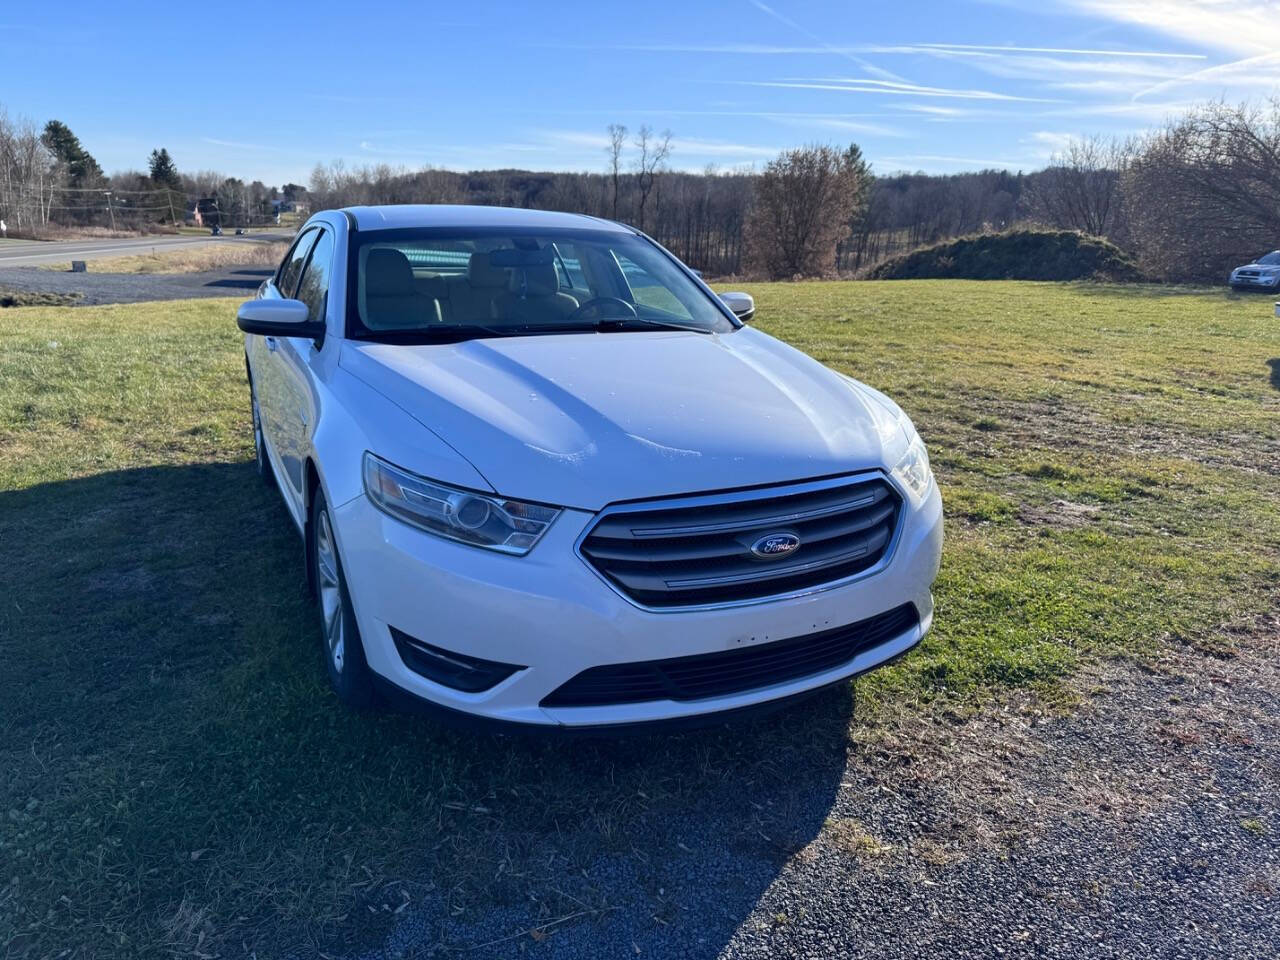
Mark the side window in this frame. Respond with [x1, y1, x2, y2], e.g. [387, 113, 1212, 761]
[276, 229, 319, 298]
[295, 230, 335, 323]
[613, 253, 692, 319]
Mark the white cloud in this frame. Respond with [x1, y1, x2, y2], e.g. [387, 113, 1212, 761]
[675, 137, 782, 158]
[909, 42, 1204, 59]
[1025, 130, 1079, 157]
[744, 0, 909, 83]
[895, 104, 984, 117]
[201, 137, 279, 152]
[533, 129, 613, 150]
[530, 129, 785, 167]
[1131, 50, 1280, 100]
[737, 77, 1059, 103]
[1053, 0, 1280, 56]
[871, 152, 1035, 173]
[576, 41, 1203, 60]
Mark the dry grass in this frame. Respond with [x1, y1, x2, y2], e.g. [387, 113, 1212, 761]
[25, 224, 177, 241]
[40, 239, 289, 275]
[825, 818, 893, 859]
[0, 287, 82, 308]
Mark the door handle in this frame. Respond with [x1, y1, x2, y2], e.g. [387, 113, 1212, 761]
[265, 336, 278, 352]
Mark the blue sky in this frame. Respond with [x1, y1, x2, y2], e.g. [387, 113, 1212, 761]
[5, 0, 1279, 185]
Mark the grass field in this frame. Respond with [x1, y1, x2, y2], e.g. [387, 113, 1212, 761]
[2, 281, 1278, 957]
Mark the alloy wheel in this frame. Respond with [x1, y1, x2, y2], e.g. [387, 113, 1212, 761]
[315, 509, 345, 673]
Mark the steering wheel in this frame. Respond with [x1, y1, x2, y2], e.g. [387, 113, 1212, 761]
[567, 297, 638, 324]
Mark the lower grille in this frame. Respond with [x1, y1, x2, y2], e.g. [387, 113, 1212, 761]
[578, 474, 903, 608]
[542, 603, 919, 707]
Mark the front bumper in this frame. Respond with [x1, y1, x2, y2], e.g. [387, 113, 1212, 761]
[1230, 273, 1280, 290]
[334, 478, 943, 728]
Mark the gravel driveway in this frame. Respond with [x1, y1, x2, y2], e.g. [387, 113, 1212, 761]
[0, 265, 271, 304]
[340, 627, 1279, 959]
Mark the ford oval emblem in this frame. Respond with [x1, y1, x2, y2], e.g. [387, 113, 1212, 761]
[750, 532, 801, 559]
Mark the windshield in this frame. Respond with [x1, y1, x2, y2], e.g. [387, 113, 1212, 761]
[1257, 251, 1280, 265]
[346, 226, 734, 341]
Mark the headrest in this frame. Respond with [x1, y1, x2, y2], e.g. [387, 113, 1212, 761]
[468, 251, 509, 289]
[365, 248, 415, 297]
[508, 263, 559, 298]
[415, 274, 449, 299]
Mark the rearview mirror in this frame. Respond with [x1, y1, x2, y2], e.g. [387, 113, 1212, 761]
[719, 291, 755, 323]
[236, 298, 324, 340]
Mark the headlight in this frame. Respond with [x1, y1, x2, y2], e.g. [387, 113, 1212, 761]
[891, 430, 933, 500]
[363, 453, 560, 555]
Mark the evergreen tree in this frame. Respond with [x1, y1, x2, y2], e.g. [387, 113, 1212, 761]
[42, 120, 103, 186]
[148, 148, 181, 189]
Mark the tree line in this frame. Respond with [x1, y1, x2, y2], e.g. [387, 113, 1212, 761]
[3, 100, 1277, 282]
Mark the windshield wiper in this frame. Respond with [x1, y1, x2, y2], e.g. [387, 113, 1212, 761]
[353, 325, 513, 345]
[587, 316, 712, 334]
[354, 317, 711, 344]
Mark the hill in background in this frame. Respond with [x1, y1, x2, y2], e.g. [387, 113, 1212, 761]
[866, 230, 1143, 282]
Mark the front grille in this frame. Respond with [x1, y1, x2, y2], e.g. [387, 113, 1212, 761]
[578, 474, 902, 607]
[542, 603, 919, 707]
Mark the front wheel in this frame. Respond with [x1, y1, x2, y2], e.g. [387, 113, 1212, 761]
[311, 492, 375, 708]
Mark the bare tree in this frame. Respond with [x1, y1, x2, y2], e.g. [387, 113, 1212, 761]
[1124, 100, 1280, 281]
[633, 125, 671, 232]
[0, 108, 56, 234]
[605, 124, 627, 220]
[1026, 135, 1129, 238]
[745, 144, 870, 279]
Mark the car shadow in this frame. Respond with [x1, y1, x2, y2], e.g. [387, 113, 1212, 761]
[202, 269, 274, 290]
[2, 460, 854, 958]
[201, 277, 265, 289]
[1269, 358, 1280, 391]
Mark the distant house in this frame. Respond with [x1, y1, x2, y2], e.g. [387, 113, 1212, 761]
[272, 199, 310, 216]
[193, 198, 221, 228]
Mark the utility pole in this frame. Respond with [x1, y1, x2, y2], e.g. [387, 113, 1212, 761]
[103, 190, 116, 232]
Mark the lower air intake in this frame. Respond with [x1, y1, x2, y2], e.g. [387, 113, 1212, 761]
[542, 603, 918, 707]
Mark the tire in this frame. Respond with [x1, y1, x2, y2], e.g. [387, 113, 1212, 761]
[310, 491, 376, 708]
[249, 373, 275, 489]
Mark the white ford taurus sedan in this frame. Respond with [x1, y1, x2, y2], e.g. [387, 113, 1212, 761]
[239, 205, 942, 730]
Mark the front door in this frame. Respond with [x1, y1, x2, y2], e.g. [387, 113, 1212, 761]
[274, 227, 336, 511]
[255, 228, 319, 516]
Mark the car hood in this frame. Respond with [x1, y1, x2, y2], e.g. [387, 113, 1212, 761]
[339, 328, 904, 511]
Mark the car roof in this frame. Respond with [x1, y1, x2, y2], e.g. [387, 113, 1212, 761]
[340, 204, 632, 234]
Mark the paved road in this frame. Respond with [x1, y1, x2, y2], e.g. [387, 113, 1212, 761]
[0, 232, 290, 267]
[0, 265, 274, 304]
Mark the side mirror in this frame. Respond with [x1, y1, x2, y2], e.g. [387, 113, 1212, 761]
[236, 298, 324, 340]
[720, 291, 755, 323]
